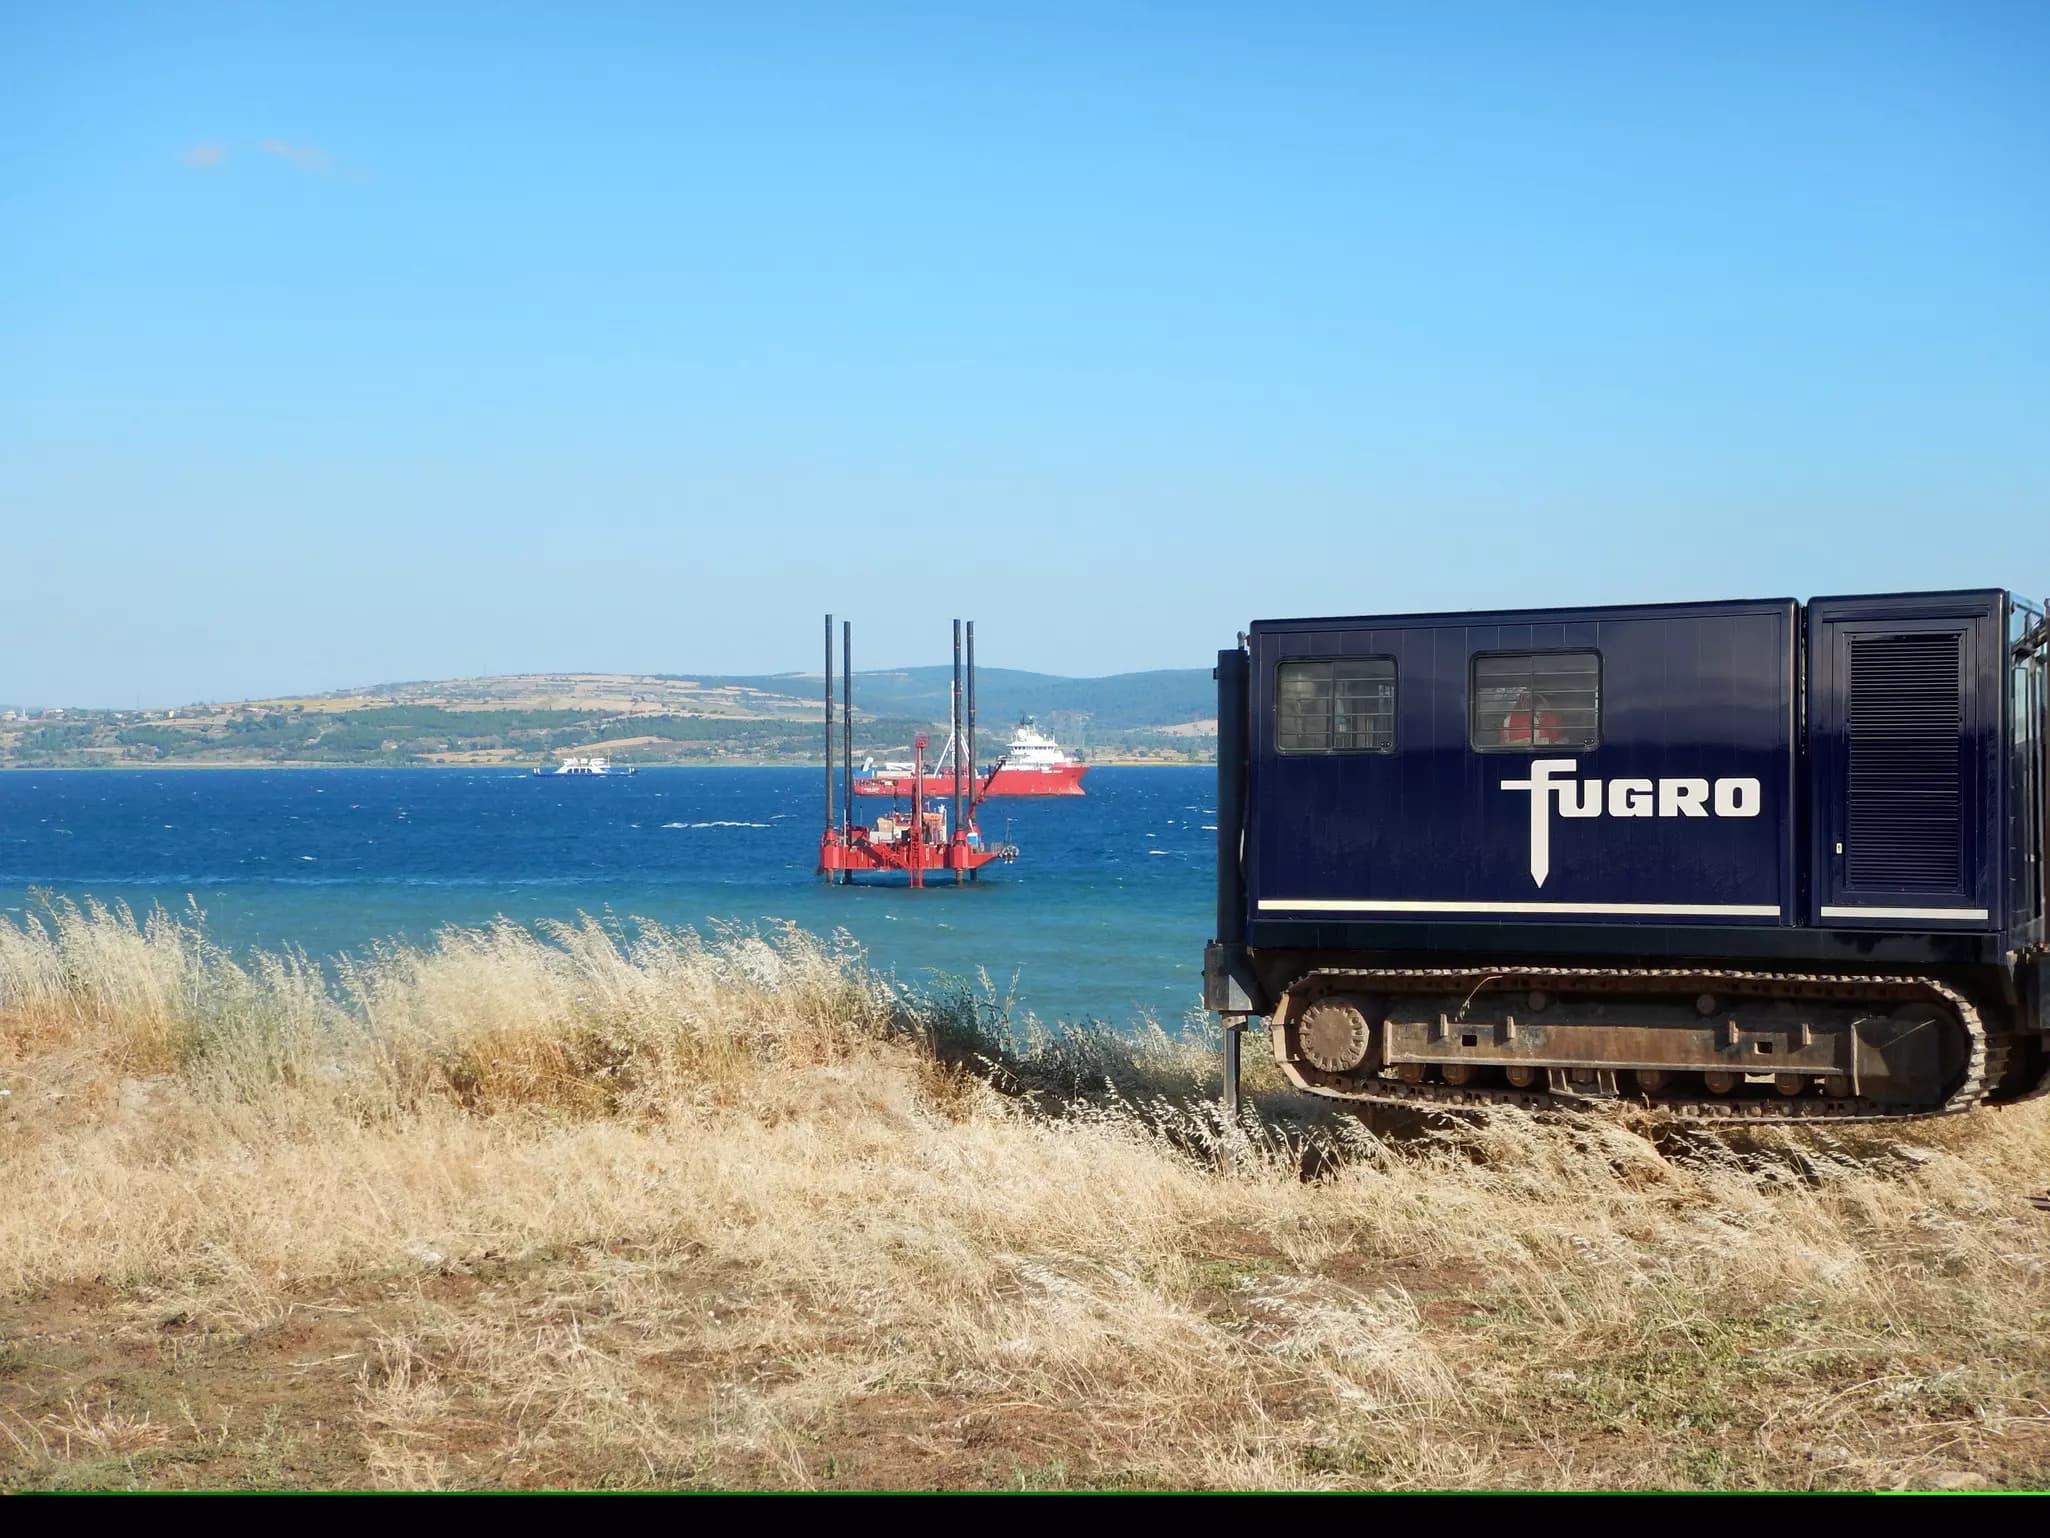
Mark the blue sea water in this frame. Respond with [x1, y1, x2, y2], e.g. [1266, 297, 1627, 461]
[0, 767, 1218, 1029]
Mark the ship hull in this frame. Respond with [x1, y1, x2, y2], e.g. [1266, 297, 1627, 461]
[853, 763, 1088, 798]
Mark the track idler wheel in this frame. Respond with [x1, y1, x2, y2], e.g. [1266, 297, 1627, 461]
[1295, 996, 1374, 1075]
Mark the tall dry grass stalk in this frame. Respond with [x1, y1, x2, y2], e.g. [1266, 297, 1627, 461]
[2, 896, 2046, 1491]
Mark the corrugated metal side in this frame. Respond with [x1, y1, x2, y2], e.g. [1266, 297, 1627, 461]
[1846, 632, 1965, 891]
[1807, 590, 2004, 929]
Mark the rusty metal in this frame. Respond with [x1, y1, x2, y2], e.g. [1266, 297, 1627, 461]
[1774, 1073, 1807, 1097]
[1635, 1069, 1672, 1094]
[1295, 996, 1372, 1074]
[1553, 1067, 1620, 1098]
[1441, 1063, 1477, 1087]
[1266, 963, 1993, 1125]
[1380, 1009, 1850, 1077]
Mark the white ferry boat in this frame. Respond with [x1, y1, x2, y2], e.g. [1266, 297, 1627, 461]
[533, 755, 637, 777]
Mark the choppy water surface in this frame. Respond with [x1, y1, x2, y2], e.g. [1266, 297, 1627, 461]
[0, 767, 1216, 1028]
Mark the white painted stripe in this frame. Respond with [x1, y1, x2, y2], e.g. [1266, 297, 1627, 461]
[1258, 899, 1782, 917]
[1819, 905, 1990, 921]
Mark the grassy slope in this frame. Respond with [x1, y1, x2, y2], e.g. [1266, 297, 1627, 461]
[1, 900, 2046, 1491]
[690, 666, 1216, 733]
[0, 667, 1218, 767]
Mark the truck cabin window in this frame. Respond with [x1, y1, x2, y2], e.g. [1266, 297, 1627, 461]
[1276, 658, 1396, 754]
[1471, 651, 1600, 751]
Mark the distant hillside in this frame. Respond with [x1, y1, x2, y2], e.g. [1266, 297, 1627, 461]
[0, 667, 1217, 769]
[684, 666, 1215, 735]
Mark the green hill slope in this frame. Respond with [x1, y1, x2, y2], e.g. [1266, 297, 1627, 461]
[684, 666, 1214, 733]
[0, 667, 1217, 768]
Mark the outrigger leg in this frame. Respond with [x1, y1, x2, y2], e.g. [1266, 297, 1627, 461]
[1222, 1018, 1242, 1125]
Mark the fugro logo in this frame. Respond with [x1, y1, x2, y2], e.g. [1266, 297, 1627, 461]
[1501, 759, 1762, 886]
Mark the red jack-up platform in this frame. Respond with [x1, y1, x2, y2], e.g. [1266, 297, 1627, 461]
[818, 617, 1018, 887]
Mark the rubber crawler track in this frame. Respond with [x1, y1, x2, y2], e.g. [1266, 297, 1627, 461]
[1271, 964, 1995, 1124]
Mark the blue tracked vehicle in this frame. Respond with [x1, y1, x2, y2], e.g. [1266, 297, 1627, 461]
[1205, 590, 2050, 1121]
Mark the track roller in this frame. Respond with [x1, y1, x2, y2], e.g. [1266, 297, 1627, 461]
[1267, 963, 1996, 1124]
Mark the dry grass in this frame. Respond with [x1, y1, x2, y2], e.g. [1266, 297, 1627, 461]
[1, 896, 2046, 1491]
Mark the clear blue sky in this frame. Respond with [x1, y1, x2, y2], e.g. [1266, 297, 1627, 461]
[2, 2, 2043, 706]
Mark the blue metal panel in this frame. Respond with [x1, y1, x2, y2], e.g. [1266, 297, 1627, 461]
[2012, 600, 2049, 951]
[1805, 590, 2005, 931]
[1245, 599, 1797, 928]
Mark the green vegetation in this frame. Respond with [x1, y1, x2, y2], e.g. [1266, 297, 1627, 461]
[3, 708, 938, 769]
[0, 670, 1217, 769]
[7, 706, 611, 767]
[689, 665, 1214, 733]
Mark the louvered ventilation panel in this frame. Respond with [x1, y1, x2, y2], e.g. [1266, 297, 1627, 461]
[1846, 632, 1963, 891]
